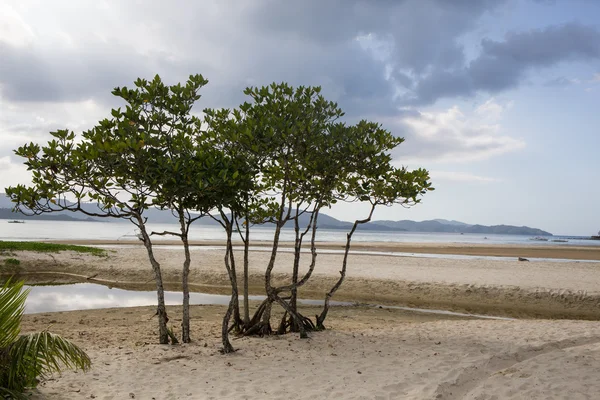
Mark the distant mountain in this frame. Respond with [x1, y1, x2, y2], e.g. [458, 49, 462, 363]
[0, 195, 15, 209]
[432, 219, 470, 227]
[0, 194, 551, 235]
[0, 208, 97, 222]
[0, 193, 198, 224]
[284, 211, 401, 231]
[371, 219, 551, 236]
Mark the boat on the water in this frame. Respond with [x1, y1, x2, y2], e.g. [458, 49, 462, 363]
[551, 239, 568, 243]
[7, 220, 25, 224]
[592, 231, 600, 240]
[529, 236, 549, 241]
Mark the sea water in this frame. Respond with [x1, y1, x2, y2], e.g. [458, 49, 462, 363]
[1, 219, 598, 246]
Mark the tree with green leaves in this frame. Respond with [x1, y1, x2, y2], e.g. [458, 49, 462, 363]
[209, 83, 433, 339]
[111, 74, 233, 344]
[315, 165, 433, 329]
[203, 106, 278, 334]
[5, 74, 216, 345]
[0, 279, 91, 398]
[6, 128, 174, 344]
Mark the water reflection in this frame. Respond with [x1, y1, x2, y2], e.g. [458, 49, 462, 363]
[24, 283, 263, 314]
[24, 283, 346, 314]
[24, 283, 513, 320]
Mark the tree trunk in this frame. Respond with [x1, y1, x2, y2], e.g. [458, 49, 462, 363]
[317, 204, 375, 330]
[290, 212, 302, 332]
[228, 241, 242, 330]
[222, 211, 242, 331]
[242, 214, 250, 326]
[221, 295, 235, 354]
[137, 218, 169, 344]
[260, 299, 272, 335]
[220, 220, 238, 351]
[180, 229, 192, 343]
[173, 208, 193, 343]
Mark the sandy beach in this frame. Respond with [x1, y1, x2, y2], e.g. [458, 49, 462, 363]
[4, 242, 600, 399]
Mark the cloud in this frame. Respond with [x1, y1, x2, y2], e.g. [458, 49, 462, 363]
[2, 2, 598, 110]
[429, 171, 500, 183]
[391, 99, 525, 163]
[544, 76, 581, 87]
[0, 156, 11, 170]
[0, 0, 508, 108]
[408, 23, 600, 105]
[0, 0, 596, 187]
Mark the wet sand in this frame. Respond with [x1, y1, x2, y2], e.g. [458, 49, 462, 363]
[47, 238, 600, 260]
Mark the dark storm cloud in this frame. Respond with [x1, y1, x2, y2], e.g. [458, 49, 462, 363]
[409, 23, 600, 105]
[0, 0, 507, 111]
[1, 1, 600, 113]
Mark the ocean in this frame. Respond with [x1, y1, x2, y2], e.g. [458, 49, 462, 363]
[1, 219, 598, 247]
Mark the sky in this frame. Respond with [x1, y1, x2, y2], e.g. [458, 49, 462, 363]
[1, 0, 599, 235]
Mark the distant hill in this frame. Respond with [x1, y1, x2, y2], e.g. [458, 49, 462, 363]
[0, 208, 97, 222]
[432, 219, 470, 227]
[0, 193, 551, 235]
[372, 219, 551, 236]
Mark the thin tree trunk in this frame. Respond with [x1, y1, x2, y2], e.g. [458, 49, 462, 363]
[222, 211, 242, 330]
[316, 204, 375, 329]
[137, 218, 169, 344]
[290, 209, 302, 331]
[179, 210, 192, 343]
[219, 213, 244, 351]
[221, 291, 236, 354]
[242, 213, 250, 326]
[263, 196, 289, 334]
[260, 299, 272, 335]
[228, 238, 242, 329]
[274, 209, 320, 295]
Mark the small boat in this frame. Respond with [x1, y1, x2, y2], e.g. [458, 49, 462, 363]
[7, 220, 25, 224]
[529, 236, 548, 241]
[551, 239, 568, 243]
[592, 231, 600, 240]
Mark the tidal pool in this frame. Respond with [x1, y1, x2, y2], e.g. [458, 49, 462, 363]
[24, 283, 340, 314]
[23, 282, 513, 320]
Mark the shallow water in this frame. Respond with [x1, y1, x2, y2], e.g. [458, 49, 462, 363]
[3, 219, 599, 246]
[23, 283, 335, 314]
[96, 244, 600, 263]
[23, 282, 513, 320]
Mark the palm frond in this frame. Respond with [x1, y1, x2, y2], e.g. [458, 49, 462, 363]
[0, 280, 91, 396]
[5, 331, 91, 390]
[0, 279, 29, 349]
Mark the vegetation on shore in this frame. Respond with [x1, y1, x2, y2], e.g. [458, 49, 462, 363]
[6, 74, 432, 353]
[0, 241, 105, 256]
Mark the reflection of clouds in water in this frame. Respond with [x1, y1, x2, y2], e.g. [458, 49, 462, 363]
[24, 283, 254, 314]
[24, 283, 336, 314]
[26, 292, 123, 313]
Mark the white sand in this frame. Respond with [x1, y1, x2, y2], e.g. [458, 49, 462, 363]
[5, 244, 600, 399]
[24, 307, 600, 400]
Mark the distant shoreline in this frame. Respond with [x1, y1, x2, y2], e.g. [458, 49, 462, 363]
[45, 239, 600, 260]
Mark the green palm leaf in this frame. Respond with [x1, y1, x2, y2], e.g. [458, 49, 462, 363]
[0, 280, 91, 397]
[0, 280, 29, 348]
[6, 331, 92, 390]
